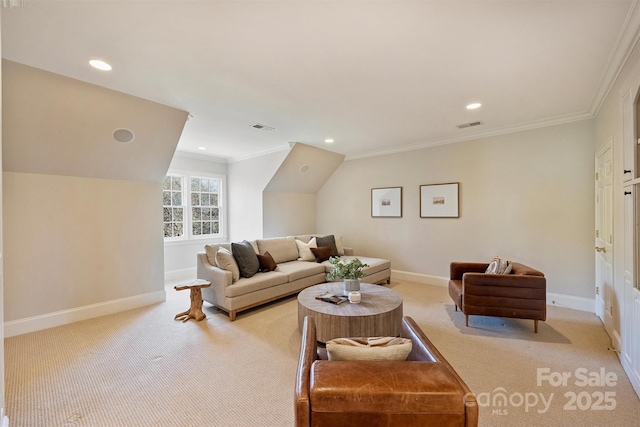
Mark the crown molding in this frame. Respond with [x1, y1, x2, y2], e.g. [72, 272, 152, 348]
[589, 0, 640, 116]
[173, 150, 228, 164]
[345, 111, 593, 161]
[227, 144, 291, 164]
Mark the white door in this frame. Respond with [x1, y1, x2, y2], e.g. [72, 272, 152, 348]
[595, 142, 614, 336]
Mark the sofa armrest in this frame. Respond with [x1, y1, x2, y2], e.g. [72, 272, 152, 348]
[450, 262, 488, 280]
[196, 253, 232, 287]
[295, 316, 318, 427]
[401, 317, 477, 418]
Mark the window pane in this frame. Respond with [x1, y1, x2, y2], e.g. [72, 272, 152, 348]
[164, 223, 172, 237]
[163, 176, 172, 190]
[191, 193, 200, 206]
[163, 207, 171, 222]
[193, 222, 202, 235]
[211, 194, 218, 206]
[172, 176, 182, 191]
[192, 207, 201, 220]
[173, 223, 183, 237]
[202, 194, 210, 206]
[172, 191, 182, 206]
[212, 221, 219, 234]
[203, 222, 211, 234]
[212, 208, 219, 220]
[163, 192, 172, 206]
[201, 179, 209, 192]
[191, 178, 199, 191]
[173, 208, 183, 221]
[202, 208, 211, 220]
[209, 179, 218, 193]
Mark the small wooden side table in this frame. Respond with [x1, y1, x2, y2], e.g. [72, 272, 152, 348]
[174, 279, 211, 323]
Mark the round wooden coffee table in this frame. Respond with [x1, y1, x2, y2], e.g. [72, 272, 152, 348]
[297, 282, 403, 343]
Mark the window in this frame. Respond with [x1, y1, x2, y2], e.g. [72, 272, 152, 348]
[163, 175, 184, 239]
[191, 176, 220, 236]
[163, 172, 224, 241]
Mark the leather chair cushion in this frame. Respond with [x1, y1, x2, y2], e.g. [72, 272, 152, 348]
[310, 360, 468, 415]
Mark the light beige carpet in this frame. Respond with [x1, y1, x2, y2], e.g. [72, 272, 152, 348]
[5, 280, 639, 426]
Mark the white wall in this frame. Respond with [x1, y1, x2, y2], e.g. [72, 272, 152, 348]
[164, 153, 228, 280]
[3, 172, 165, 329]
[317, 120, 595, 300]
[227, 149, 289, 241]
[263, 192, 316, 238]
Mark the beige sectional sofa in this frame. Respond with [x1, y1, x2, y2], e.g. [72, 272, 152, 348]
[196, 234, 391, 321]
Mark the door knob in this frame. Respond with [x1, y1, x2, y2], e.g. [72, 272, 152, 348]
[595, 247, 606, 253]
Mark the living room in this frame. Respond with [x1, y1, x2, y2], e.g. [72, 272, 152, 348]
[2, 1, 640, 426]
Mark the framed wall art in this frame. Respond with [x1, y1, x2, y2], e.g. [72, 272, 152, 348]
[420, 183, 459, 218]
[371, 187, 402, 218]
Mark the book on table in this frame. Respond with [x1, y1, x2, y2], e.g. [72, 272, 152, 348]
[315, 292, 349, 305]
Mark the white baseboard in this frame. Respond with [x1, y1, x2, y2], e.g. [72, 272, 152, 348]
[4, 290, 166, 338]
[547, 292, 595, 313]
[391, 270, 449, 287]
[164, 267, 196, 282]
[392, 270, 596, 313]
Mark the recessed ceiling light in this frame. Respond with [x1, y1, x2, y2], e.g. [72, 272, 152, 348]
[466, 103, 482, 110]
[324, 139, 334, 144]
[89, 59, 112, 71]
[197, 147, 207, 150]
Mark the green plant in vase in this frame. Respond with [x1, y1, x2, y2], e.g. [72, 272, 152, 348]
[326, 257, 369, 292]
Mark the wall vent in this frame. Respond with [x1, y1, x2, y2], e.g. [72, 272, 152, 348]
[456, 121, 484, 129]
[252, 123, 275, 131]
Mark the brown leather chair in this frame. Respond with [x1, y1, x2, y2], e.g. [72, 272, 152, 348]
[295, 315, 478, 427]
[449, 262, 546, 333]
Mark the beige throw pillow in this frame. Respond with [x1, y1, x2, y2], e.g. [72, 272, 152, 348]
[216, 247, 240, 282]
[326, 337, 412, 361]
[295, 237, 317, 261]
[204, 244, 220, 266]
[485, 256, 512, 275]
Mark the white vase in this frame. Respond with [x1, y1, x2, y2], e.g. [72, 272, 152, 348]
[343, 278, 360, 293]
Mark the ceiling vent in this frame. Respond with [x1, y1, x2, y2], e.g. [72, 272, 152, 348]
[252, 123, 275, 131]
[456, 121, 484, 129]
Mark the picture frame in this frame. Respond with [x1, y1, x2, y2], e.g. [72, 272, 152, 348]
[420, 183, 459, 218]
[371, 187, 403, 218]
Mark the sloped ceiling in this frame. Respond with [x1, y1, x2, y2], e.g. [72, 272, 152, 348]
[264, 143, 344, 194]
[1, 1, 636, 161]
[2, 60, 188, 182]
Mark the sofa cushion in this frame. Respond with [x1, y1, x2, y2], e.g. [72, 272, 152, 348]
[232, 240, 260, 278]
[311, 246, 334, 263]
[257, 251, 277, 272]
[275, 260, 325, 282]
[295, 237, 317, 261]
[205, 244, 220, 266]
[215, 247, 240, 282]
[326, 337, 412, 361]
[256, 237, 299, 264]
[314, 235, 339, 257]
[224, 271, 289, 298]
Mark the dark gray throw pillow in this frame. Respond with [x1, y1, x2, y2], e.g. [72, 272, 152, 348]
[231, 240, 260, 278]
[314, 235, 339, 257]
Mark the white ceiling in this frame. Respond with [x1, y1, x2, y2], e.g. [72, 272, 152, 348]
[1, 1, 637, 162]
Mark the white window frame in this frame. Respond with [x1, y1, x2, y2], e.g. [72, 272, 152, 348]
[163, 169, 226, 244]
[162, 174, 186, 242]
